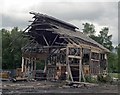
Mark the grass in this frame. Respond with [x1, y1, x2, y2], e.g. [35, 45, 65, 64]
[109, 73, 120, 78]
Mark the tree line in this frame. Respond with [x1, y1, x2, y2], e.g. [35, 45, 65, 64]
[1, 27, 28, 69]
[1, 23, 119, 73]
[82, 23, 119, 73]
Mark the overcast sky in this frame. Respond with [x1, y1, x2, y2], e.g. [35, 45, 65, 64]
[1, 0, 118, 46]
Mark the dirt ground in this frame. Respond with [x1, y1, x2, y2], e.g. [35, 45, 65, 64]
[1, 80, 119, 95]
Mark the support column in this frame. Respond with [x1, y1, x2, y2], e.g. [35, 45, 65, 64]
[31, 57, 34, 79]
[25, 58, 28, 75]
[34, 58, 36, 72]
[68, 62, 73, 81]
[31, 58, 33, 72]
[66, 46, 69, 81]
[23, 58, 27, 77]
[28, 57, 31, 79]
[21, 57, 24, 72]
[32, 58, 36, 79]
[79, 59, 82, 82]
[89, 50, 92, 75]
[66, 46, 73, 81]
[105, 54, 108, 73]
[44, 60, 47, 73]
[79, 48, 82, 82]
[98, 53, 101, 74]
[81, 65, 85, 82]
[79, 48, 85, 82]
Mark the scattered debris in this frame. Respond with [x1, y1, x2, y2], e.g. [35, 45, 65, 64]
[2, 81, 118, 94]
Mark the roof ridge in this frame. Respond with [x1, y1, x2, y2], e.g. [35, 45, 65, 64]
[29, 11, 79, 29]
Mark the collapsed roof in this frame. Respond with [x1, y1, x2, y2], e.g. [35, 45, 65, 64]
[24, 12, 110, 53]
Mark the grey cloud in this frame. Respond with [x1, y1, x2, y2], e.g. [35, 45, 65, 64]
[2, 2, 118, 46]
[34, 2, 105, 21]
[2, 14, 29, 29]
[2, 2, 117, 29]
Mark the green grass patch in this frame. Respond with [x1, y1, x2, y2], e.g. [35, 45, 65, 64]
[109, 73, 120, 78]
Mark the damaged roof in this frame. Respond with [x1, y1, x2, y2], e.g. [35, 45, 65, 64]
[53, 27, 110, 52]
[30, 12, 79, 30]
[26, 12, 110, 52]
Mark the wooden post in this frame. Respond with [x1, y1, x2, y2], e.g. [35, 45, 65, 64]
[28, 57, 31, 79]
[66, 46, 69, 81]
[44, 60, 47, 73]
[34, 58, 36, 72]
[30, 58, 32, 74]
[81, 66, 86, 82]
[25, 58, 27, 75]
[34, 58, 37, 78]
[89, 50, 92, 75]
[24, 58, 26, 77]
[21, 57, 24, 72]
[79, 48, 82, 82]
[66, 45, 73, 81]
[105, 54, 108, 73]
[68, 62, 73, 82]
[79, 48, 85, 82]
[79, 59, 82, 82]
[98, 53, 101, 74]
[31, 57, 34, 79]
[66, 46, 69, 80]
[31, 58, 32, 71]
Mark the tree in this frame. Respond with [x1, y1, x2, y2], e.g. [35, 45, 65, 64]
[82, 23, 113, 51]
[2, 27, 28, 69]
[97, 27, 113, 51]
[82, 23, 96, 36]
[2, 29, 13, 69]
[108, 52, 118, 73]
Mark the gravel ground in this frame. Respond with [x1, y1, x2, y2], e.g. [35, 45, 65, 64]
[1, 80, 119, 95]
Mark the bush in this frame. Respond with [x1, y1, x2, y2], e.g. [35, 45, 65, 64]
[97, 74, 112, 83]
[85, 75, 97, 83]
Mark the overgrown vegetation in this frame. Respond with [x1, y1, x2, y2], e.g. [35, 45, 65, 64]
[2, 27, 28, 69]
[85, 74, 113, 83]
[97, 74, 112, 83]
[85, 75, 98, 83]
